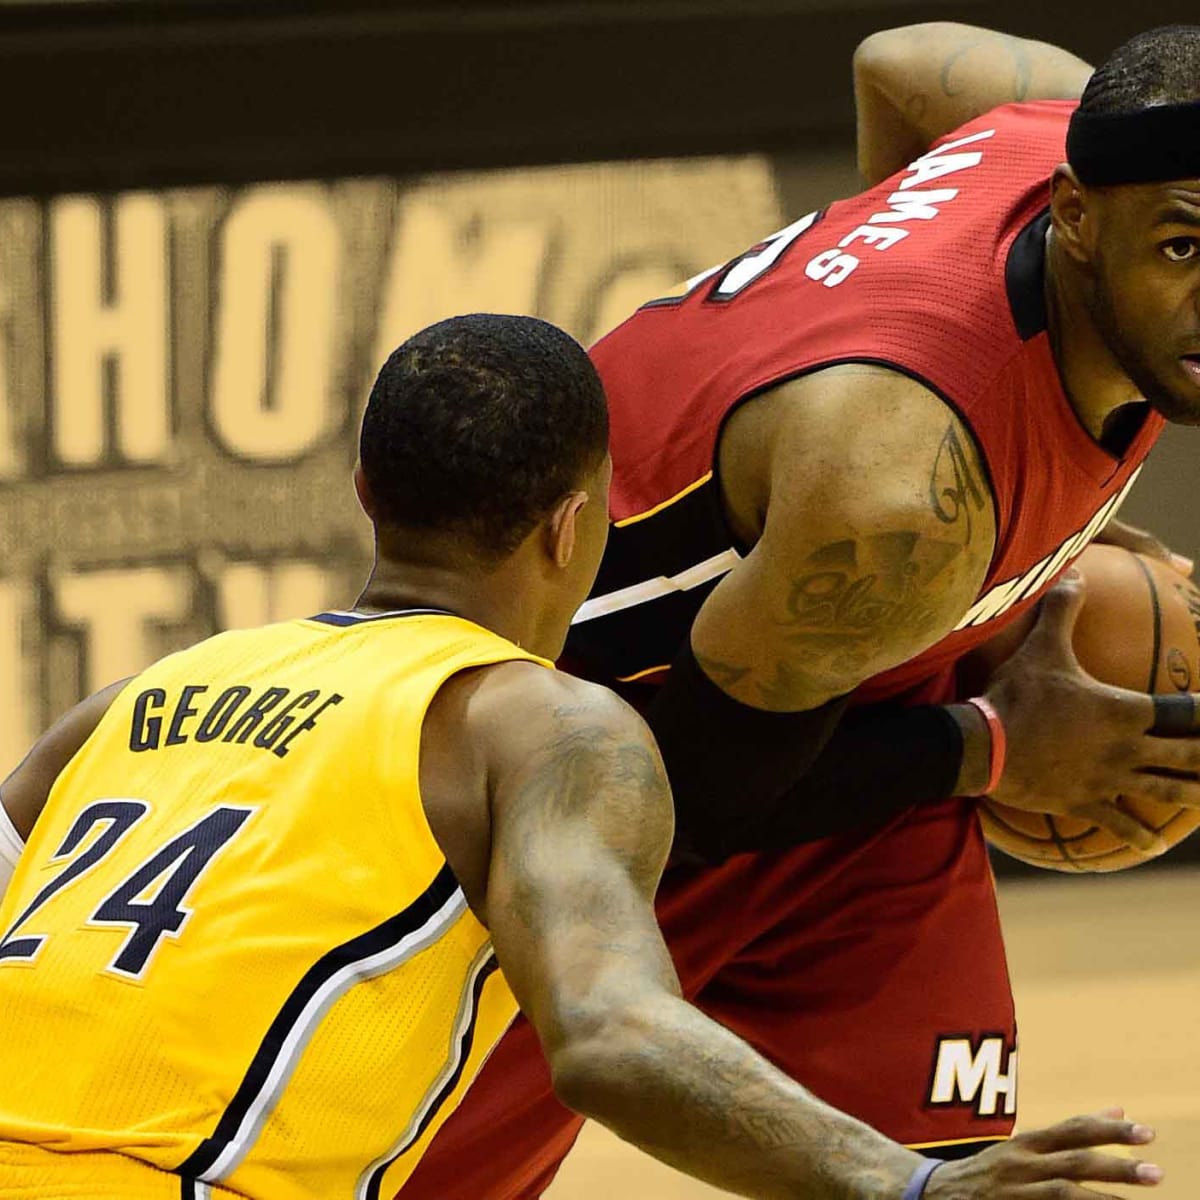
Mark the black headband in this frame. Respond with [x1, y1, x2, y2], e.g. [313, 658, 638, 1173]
[1067, 101, 1200, 185]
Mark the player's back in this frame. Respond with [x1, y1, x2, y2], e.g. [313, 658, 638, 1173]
[0, 608, 540, 1199]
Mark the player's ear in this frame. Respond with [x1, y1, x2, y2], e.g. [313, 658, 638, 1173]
[545, 491, 588, 569]
[1049, 163, 1095, 264]
[352, 464, 377, 521]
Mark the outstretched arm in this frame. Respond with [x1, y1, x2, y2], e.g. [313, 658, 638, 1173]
[477, 668, 920, 1197]
[475, 667, 1161, 1197]
[854, 23, 1093, 185]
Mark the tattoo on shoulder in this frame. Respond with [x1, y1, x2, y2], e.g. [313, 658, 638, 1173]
[504, 709, 670, 917]
[940, 34, 1033, 102]
[780, 530, 963, 651]
[929, 422, 987, 538]
[698, 425, 992, 707]
[528, 710, 667, 823]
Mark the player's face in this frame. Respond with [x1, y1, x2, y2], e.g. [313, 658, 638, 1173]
[1088, 180, 1200, 424]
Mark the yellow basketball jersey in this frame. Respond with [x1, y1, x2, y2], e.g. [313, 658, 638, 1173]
[0, 608, 548, 1199]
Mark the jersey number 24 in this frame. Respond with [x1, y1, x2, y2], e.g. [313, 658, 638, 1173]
[0, 801, 254, 980]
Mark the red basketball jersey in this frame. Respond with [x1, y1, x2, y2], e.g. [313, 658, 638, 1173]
[567, 101, 1164, 703]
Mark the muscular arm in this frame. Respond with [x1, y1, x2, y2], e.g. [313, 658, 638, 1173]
[643, 367, 996, 860]
[478, 667, 920, 1198]
[694, 366, 995, 711]
[854, 23, 1093, 186]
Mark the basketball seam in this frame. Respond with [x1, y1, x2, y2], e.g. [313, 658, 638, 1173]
[1125, 549, 1163, 693]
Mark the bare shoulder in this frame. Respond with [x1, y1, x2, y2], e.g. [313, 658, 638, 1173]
[698, 365, 996, 707]
[762, 364, 993, 543]
[855, 23, 1091, 109]
[457, 663, 673, 927]
[421, 661, 670, 914]
[1, 678, 131, 838]
[464, 661, 664, 791]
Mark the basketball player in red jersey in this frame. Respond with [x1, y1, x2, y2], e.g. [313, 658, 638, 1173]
[401, 22, 1200, 1200]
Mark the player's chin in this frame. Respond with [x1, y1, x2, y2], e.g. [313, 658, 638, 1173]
[1148, 368, 1200, 424]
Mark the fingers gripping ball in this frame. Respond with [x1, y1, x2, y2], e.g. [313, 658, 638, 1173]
[979, 543, 1200, 872]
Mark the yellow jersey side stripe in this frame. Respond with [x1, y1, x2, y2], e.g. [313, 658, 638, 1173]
[613, 472, 713, 528]
[359, 944, 501, 1198]
[179, 863, 465, 1185]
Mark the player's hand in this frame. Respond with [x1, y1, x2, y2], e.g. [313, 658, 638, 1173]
[983, 571, 1200, 855]
[925, 1109, 1163, 1198]
[1093, 518, 1194, 577]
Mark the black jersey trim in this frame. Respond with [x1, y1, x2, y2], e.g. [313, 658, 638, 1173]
[906, 1136, 1010, 1160]
[1005, 209, 1051, 341]
[360, 950, 501, 1200]
[308, 607, 456, 627]
[176, 862, 464, 1183]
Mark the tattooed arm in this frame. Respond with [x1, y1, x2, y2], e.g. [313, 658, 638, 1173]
[419, 665, 1165, 1195]
[696, 365, 996, 713]
[853, 23, 1092, 186]
[471, 664, 920, 1198]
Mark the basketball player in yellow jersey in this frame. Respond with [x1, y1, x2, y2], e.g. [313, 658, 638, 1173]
[0, 314, 1167, 1200]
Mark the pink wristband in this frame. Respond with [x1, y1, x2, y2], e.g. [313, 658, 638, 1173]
[964, 696, 1006, 795]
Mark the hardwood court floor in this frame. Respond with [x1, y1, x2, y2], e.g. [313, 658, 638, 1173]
[546, 869, 1200, 1198]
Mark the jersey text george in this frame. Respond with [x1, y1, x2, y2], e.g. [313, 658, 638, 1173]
[128, 684, 344, 757]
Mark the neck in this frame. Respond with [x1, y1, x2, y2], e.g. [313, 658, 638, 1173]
[1044, 231, 1147, 445]
[353, 550, 550, 657]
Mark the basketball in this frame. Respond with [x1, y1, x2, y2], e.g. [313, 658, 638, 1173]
[976, 543, 1200, 872]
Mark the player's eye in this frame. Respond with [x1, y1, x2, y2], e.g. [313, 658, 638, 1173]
[1161, 238, 1200, 263]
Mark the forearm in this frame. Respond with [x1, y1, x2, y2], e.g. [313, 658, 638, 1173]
[720, 702, 990, 853]
[854, 23, 1092, 185]
[555, 994, 920, 1200]
[650, 642, 993, 859]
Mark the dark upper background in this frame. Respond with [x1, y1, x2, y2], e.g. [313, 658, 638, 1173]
[0, 0, 1197, 194]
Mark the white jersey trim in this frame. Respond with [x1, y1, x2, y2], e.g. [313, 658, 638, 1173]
[572, 547, 742, 625]
[201, 884, 469, 1183]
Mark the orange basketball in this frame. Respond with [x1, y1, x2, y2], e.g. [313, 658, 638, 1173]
[977, 543, 1200, 872]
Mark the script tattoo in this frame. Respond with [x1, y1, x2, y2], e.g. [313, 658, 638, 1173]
[930, 423, 987, 539]
[772, 530, 965, 693]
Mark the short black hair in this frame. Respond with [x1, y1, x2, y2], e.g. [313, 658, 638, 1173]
[1079, 25, 1200, 115]
[360, 313, 608, 561]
